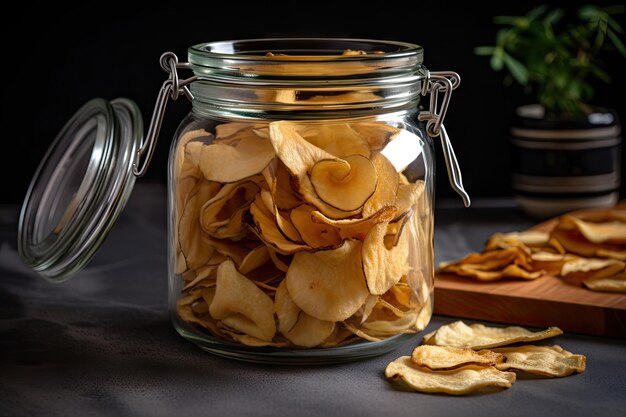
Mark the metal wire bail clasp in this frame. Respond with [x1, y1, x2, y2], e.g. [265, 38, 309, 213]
[132, 52, 197, 177]
[419, 70, 471, 207]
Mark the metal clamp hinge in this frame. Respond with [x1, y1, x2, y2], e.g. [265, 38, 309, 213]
[419, 71, 471, 207]
[132, 52, 196, 177]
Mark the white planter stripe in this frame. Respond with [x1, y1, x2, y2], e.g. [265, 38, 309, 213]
[511, 125, 621, 140]
[515, 193, 619, 218]
[513, 171, 620, 193]
[511, 137, 620, 150]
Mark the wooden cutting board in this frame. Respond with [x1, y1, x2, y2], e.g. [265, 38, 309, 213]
[434, 273, 626, 338]
[434, 204, 626, 339]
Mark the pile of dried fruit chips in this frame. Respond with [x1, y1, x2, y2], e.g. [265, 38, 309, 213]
[174, 120, 434, 348]
[386, 320, 585, 395]
[439, 203, 626, 292]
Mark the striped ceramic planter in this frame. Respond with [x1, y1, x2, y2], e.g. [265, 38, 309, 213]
[510, 105, 621, 219]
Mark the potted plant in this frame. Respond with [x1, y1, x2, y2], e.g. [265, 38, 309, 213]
[475, 4, 625, 218]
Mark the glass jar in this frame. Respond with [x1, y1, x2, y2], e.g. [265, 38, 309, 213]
[167, 39, 468, 363]
[18, 38, 469, 365]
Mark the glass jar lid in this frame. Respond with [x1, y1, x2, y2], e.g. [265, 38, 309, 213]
[18, 98, 143, 282]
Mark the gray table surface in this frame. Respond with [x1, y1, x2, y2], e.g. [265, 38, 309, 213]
[1, 183, 625, 417]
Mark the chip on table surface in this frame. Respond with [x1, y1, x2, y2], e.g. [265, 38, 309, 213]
[422, 320, 563, 349]
[385, 320, 586, 396]
[493, 345, 586, 377]
[385, 356, 516, 395]
[411, 345, 504, 370]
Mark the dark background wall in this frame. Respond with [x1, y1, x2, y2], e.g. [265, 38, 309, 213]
[2, 1, 624, 205]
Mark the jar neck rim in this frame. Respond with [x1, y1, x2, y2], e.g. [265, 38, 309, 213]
[188, 38, 424, 82]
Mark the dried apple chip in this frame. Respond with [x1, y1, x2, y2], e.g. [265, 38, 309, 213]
[267, 247, 291, 272]
[560, 216, 626, 245]
[310, 206, 395, 241]
[439, 247, 521, 273]
[530, 252, 573, 276]
[209, 259, 276, 341]
[397, 181, 424, 209]
[583, 270, 626, 293]
[424, 321, 563, 349]
[179, 141, 205, 179]
[359, 311, 419, 338]
[551, 225, 625, 260]
[199, 129, 275, 183]
[219, 328, 288, 347]
[415, 297, 433, 332]
[263, 160, 302, 211]
[269, 121, 361, 218]
[179, 181, 221, 271]
[444, 266, 504, 281]
[258, 189, 303, 243]
[385, 356, 516, 395]
[269, 121, 336, 179]
[175, 129, 210, 179]
[350, 122, 400, 151]
[204, 235, 255, 267]
[309, 155, 378, 212]
[275, 280, 336, 347]
[493, 345, 586, 377]
[342, 322, 383, 342]
[289, 204, 342, 248]
[238, 245, 271, 275]
[250, 194, 312, 255]
[176, 288, 222, 335]
[486, 231, 550, 250]
[362, 152, 399, 218]
[286, 239, 370, 322]
[298, 123, 371, 158]
[318, 327, 359, 348]
[354, 294, 379, 323]
[499, 264, 544, 280]
[561, 257, 625, 281]
[411, 345, 505, 370]
[182, 254, 225, 290]
[595, 248, 626, 261]
[362, 221, 410, 295]
[200, 180, 260, 239]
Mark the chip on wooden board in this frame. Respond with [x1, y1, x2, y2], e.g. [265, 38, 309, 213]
[583, 270, 626, 293]
[385, 356, 516, 395]
[436, 202, 626, 292]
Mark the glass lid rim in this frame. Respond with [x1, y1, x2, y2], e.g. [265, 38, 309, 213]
[188, 38, 424, 62]
[18, 97, 143, 282]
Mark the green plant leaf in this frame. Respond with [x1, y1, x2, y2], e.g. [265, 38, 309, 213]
[603, 5, 626, 15]
[496, 28, 514, 46]
[490, 53, 504, 71]
[493, 15, 522, 26]
[480, 3, 624, 115]
[474, 46, 495, 56]
[578, 5, 602, 21]
[606, 15, 625, 34]
[543, 8, 563, 25]
[589, 64, 611, 83]
[526, 5, 548, 20]
[607, 28, 626, 56]
[502, 53, 528, 85]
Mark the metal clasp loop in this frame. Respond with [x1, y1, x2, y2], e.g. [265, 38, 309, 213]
[419, 71, 460, 137]
[419, 70, 471, 207]
[132, 52, 197, 177]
